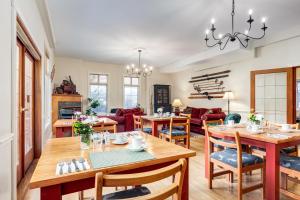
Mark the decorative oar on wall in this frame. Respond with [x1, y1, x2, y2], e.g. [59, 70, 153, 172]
[188, 70, 231, 100]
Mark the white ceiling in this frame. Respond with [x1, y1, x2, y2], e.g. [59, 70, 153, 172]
[47, 0, 300, 69]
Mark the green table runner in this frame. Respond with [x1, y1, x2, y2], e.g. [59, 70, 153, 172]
[89, 149, 155, 169]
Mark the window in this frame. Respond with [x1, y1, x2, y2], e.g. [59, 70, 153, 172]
[44, 54, 52, 126]
[124, 77, 139, 108]
[89, 73, 108, 113]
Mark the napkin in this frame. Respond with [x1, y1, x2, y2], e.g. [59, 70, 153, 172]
[55, 159, 90, 175]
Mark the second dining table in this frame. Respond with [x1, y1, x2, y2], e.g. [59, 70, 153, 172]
[141, 115, 188, 137]
[206, 124, 300, 200]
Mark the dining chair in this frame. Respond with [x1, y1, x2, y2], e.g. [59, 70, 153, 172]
[251, 121, 299, 157]
[94, 158, 187, 200]
[159, 117, 190, 148]
[133, 114, 152, 134]
[280, 155, 300, 199]
[204, 126, 265, 200]
[173, 113, 191, 131]
[93, 121, 117, 133]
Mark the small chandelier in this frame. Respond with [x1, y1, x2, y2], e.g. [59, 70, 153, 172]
[204, 0, 268, 50]
[126, 49, 153, 77]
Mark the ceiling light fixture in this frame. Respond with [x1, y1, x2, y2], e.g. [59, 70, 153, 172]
[204, 0, 268, 50]
[126, 49, 153, 77]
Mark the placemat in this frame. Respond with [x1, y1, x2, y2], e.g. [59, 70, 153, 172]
[89, 149, 155, 169]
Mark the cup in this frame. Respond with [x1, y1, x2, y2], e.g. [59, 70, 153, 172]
[115, 134, 124, 143]
[132, 136, 143, 149]
[154, 113, 159, 117]
[281, 124, 291, 131]
[171, 113, 175, 117]
[228, 120, 235, 127]
[251, 124, 260, 132]
[166, 112, 170, 117]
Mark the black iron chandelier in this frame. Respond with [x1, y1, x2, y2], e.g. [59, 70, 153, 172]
[204, 0, 268, 50]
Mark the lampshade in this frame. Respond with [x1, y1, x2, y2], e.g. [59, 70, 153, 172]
[172, 99, 183, 107]
[223, 92, 235, 100]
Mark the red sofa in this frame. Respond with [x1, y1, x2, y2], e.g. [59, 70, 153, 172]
[183, 107, 226, 134]
[98, 108, 143, 132]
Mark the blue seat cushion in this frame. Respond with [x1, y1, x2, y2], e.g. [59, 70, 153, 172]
[172, 126, 185, 130]
[280, 155, 300, 172]
[281, 146, 297, 154]
[210, 149, 263, 168]
[160, 129, 187, 136]
[103, 186, 151, 199]
[251, 146, 297, 154]
[134, 127, 152, 134]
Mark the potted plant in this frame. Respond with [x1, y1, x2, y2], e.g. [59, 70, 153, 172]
[85, 98, 101, 116]
[73, 120, 93, 150]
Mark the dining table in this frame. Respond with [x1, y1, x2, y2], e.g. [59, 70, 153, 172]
[206, 124, 300, 200]
[141, 115, 188, 137]
[30, 131, 196, 200]
[53, 117, 118, 138]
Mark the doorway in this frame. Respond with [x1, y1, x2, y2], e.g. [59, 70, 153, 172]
[16, 16, 42, 184]
[16, 39, 36, 182]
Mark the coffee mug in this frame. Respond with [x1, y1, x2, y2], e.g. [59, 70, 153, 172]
[132, 136, 143, 148]
[281, 124, 291, 130]
[251, 124, 260, 132]
[228, 120, 235, 126]
[115, 134, 124, 143]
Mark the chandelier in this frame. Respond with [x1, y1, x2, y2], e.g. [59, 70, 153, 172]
[126, 49, 153, 77]
[204, 0, 268, 50]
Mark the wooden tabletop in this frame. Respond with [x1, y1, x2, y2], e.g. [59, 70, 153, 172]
[53, 117, 118, 128]
[30, 131, 196, 189]
[141, 115, 187, 122]
[208, 125, 300, 144]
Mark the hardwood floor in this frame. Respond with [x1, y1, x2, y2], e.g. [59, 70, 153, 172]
[19, 135, 298, 200]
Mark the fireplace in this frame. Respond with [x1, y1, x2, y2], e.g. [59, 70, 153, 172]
[58, 101, 81, 119]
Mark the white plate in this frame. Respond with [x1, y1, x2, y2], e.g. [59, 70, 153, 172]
[279, 129, 293, 133]
[127, 144, 147, 152]
[112, 139, 128, 145]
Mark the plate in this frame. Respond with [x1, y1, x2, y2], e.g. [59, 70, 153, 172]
[279, 129, 293, 133]
[112, 139, 128, 145]
[127, 144, 147, 152]
[249, 130, 264, 134]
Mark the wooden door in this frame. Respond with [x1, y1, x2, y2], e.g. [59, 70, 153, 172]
[17, 39, 35, 182]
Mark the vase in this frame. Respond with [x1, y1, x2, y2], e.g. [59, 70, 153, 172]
[80, 134, 90, 150]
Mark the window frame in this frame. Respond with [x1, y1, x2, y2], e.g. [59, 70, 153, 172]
[88, 73, 109, 113]
[44, 52, 52, 127]
[123, 76, 140, 108]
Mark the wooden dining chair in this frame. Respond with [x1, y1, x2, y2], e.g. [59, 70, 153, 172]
[133, 114, 152, 134]
[173, 113, 191, 132]
[204, 126, 265, 200]
[159, 117, 190, 148]
[280, 155, 300, 199]
[203, 119, 228, 152]
[93, 121, 117, 133]
[94, 158, 187, 200]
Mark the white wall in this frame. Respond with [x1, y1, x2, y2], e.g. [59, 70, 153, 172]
[54, 56, 172, 114]
[0, 0, 13, 199]
[170, 36, 300, 120]
[15, 0, 55, 147]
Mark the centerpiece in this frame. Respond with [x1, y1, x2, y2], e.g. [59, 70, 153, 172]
[247, 112, 264, 132]
[73, 117, 93, 150]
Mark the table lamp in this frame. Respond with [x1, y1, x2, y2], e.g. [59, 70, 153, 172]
[223, 91, 234, 114]
[172, 98, 183, 114]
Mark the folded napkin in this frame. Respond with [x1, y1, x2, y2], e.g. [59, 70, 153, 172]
[55, 159, 90, 175]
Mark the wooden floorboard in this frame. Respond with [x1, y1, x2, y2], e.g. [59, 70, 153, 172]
[19, 135, 299, 200]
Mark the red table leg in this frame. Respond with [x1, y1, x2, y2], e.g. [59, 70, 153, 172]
[151, 121, 158, 137]
[265, 143, 280, 200]
[181, 158, 189, 200]
[41, 185, 61, 200]
[56, 127, 64, 138]
[204, 131, 209, 178]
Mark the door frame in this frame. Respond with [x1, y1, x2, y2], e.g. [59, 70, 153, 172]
[250, 67, 295, 124]
[16, 16, 42, 183]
